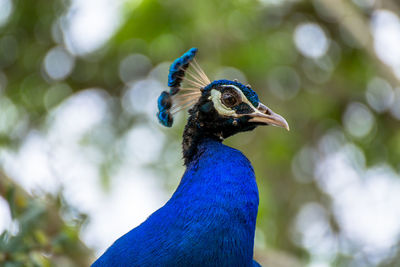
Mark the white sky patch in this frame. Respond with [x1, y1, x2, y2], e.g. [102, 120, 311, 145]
[0, 0, 173, 258]
[0, 132, 60, 195]
[45, 89, 168, 254]
[0, 86, 169, 255]
[0, 197, 12, 234]
[369, 11, 400, 120]
[82, 167, 167, 255]
[43, 46, 75, 81]
[295, 202, 338, 259]
[45, 89, 112, 212]
[334, 165, 400, 249]
[342, 102, 375, 139]
[315, 137, 400, 263]
[258, 0, 300, 6]
[0, 0, 12, 27]
[122, 124, 165, 165]
[390, 87, 400, 120]
[352, 0, 375, 9]
[371, 10, 400, 69]
[307, 261, 331, 267]
[294, 23, 329, 59]
[0, 97, 19, 135]
[63, 0, 126, 55]
[366, 77, 394, 113]
[122, 78, 163, 117]
[47, 89, 109, 142]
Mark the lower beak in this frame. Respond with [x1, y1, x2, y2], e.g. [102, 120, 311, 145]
[248, 103, 290, 131]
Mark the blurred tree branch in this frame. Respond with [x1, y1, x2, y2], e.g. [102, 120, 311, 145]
[0, 170, 93, 266]
[0, 0, 399, 265]
[315, 0, 400, 86]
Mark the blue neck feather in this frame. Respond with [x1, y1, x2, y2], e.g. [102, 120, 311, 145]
[93, 138, 260, 267]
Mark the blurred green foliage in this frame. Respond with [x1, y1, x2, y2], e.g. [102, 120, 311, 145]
[1, 0, 400, 266]
[0, 172, 91, 266]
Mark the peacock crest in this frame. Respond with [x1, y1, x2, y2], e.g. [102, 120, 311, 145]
[157, 48, 289, 134]
[157, 48, 209, 127]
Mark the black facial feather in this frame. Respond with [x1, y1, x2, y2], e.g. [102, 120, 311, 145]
[182, 89, 256, 165]
[158, 49, 288, 165]
[233, 103, 254, 114]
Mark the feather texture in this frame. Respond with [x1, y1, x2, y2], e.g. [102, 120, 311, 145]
[92, 48, 289, 267]
[157, 48, 209, 127]
[92, 138, 260, 267]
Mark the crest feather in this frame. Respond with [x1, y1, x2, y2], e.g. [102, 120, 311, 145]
[157, 48, 209, 127]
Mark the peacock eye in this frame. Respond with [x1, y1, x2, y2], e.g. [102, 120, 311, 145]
[221, 90, 240, 107]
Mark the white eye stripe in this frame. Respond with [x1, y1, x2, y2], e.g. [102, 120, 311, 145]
[208, 85, 259, 117]
[209, 89, 237, 116]
[221, 85, 258, 112]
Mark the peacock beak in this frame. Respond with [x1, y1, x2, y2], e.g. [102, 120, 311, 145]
[248, 103, 290, 131]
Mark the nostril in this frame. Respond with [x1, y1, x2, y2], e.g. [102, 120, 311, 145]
[258, 103, 271, 115]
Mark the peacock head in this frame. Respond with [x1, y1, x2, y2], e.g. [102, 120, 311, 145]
[157, 48, 289, 142]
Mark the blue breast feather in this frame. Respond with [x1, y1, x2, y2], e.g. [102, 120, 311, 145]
[92, 139, 260, 267]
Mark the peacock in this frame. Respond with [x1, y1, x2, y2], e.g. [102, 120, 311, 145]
[92, 48, 289, 267]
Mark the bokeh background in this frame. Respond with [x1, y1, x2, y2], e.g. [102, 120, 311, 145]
[1, 0, 400, 266]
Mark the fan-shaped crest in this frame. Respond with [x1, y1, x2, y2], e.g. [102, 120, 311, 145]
[157, 48, 210, 127]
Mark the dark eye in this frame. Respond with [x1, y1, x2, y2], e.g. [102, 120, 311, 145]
[221, 92, 239, 107]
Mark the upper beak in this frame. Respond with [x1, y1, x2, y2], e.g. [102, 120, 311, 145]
[248, 103, 290, 131]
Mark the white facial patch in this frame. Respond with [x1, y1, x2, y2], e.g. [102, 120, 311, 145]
[208, 85, 259, 117]
[209, 89, 237, 116]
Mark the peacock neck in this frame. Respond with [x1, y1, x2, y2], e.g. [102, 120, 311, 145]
[175, 138, 259, 224]
[176, 138, 259, 210]
[182, 113, 224, 166]
[170, 138, 259, 265]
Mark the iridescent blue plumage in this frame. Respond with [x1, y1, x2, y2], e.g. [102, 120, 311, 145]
[93, 48, 289, 267]
[92, 139, 261, 267]
[157, 91, 173, 127]
[168, 47, 198, 89]
[157, 47, 198, 127]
